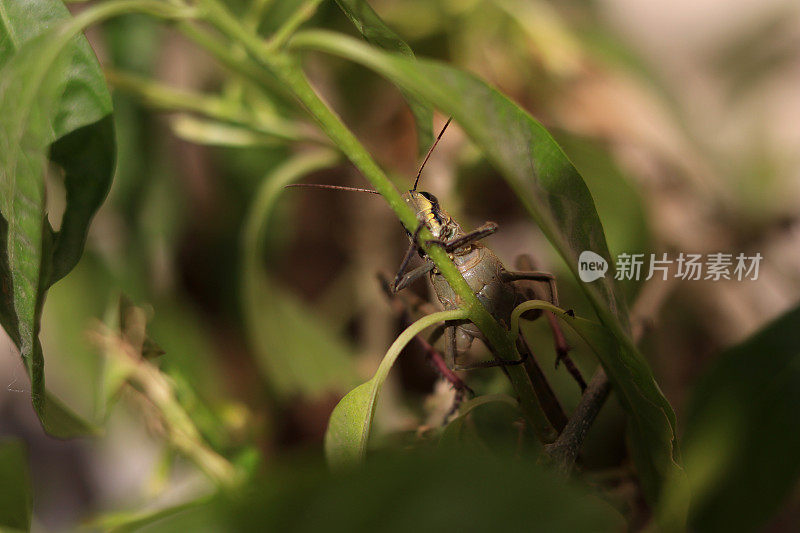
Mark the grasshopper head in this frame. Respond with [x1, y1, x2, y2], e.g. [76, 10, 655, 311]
[402, 190, 462, 242]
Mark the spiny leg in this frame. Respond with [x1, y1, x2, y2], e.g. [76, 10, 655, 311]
[505, 259, 587, 392]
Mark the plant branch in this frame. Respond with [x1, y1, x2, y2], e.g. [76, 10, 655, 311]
[544, 368, 611, 475]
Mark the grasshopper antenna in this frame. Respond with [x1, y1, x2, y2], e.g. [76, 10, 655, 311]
[413, 117, 452, 191]
[284, 183, 381, 195]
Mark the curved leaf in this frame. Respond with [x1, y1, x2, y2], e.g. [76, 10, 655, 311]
[324, 309, 467, 467]
[333, 0, 433, 155]
[242, 150, 360, 399]
[0, 0, 113, 434]
[679, 304, 800, 532]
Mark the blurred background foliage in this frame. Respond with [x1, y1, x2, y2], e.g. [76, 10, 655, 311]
[1, 0, 800, 530]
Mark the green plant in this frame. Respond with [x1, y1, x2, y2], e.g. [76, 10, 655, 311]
[1, 1, 799, 531]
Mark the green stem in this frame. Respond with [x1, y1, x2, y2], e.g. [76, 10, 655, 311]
[243, 150, 341, 273]
[192, 0, 555, 442]
[243, 0, 274, 30]
[195, 0, 272, 63]
[456, 393, 519, 416]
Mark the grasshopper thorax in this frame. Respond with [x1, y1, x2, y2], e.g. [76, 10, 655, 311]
[402, 190, 463, 242]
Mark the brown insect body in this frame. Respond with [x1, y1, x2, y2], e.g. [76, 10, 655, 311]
[403, 189, 524, 358]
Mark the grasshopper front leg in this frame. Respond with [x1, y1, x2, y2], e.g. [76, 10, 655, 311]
[446, 321, 528, 371]
[427, 221, 498, 252]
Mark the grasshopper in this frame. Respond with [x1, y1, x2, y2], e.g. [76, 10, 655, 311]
[288, 119, 585, 427]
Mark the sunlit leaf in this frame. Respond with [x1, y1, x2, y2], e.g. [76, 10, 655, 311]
[86, 495, 214, 533]
[170, 114, 283, 147]
[324, 381, 373, 466]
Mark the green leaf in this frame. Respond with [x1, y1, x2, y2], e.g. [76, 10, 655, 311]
[0, 0, 113, 435]
[290, 31, 679, 505]
[679, 304, 800, 532]
[242, 150, 360, 399]
[333, 0, 433, 155]
[324, 309, 467, 467]
[324, 381, 374, 466]
[0, 439, 32, 532]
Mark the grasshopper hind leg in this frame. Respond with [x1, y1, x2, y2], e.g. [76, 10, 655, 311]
[508, 255, 587, 392]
